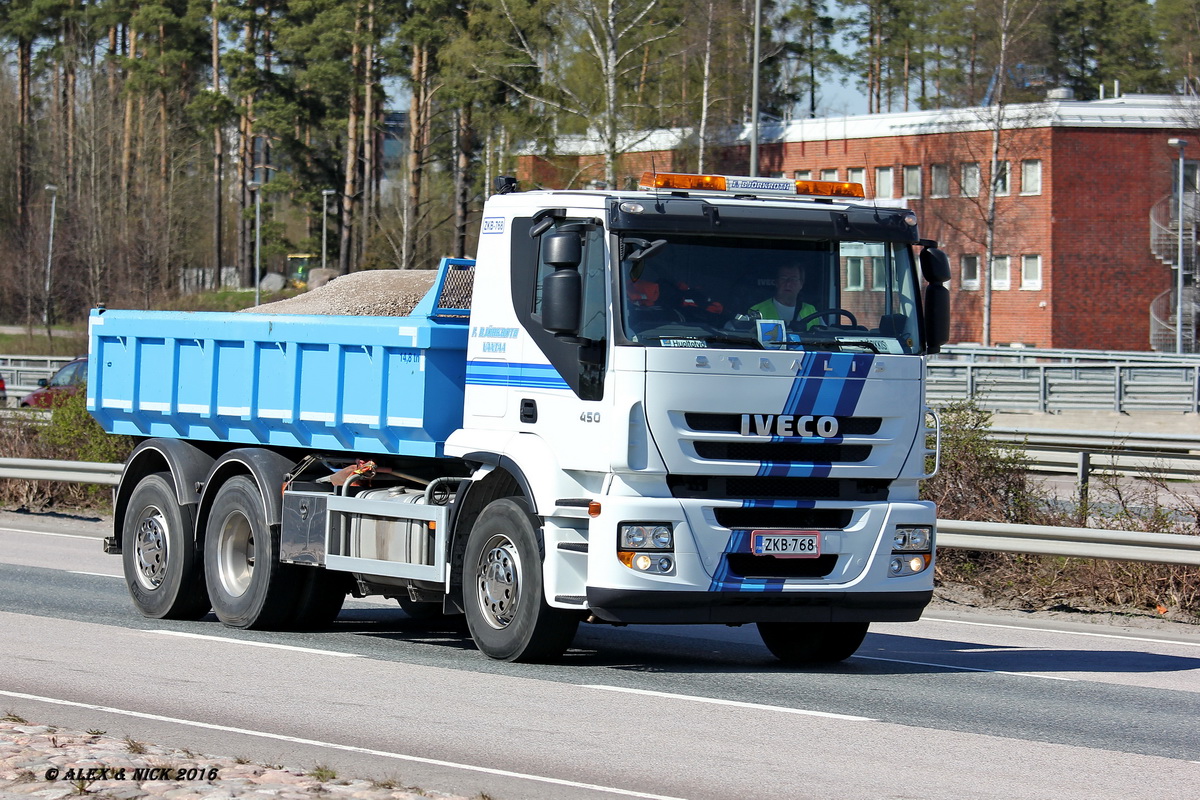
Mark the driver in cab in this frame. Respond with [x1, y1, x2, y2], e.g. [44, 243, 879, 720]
[748, 263, 819, 329]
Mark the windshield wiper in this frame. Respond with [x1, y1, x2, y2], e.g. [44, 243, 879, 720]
[798, 337, 881, 354]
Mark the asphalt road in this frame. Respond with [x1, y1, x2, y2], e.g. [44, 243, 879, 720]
[1, 510, 1198, 800]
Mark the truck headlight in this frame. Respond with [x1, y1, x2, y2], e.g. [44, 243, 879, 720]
[889, 525, 933, 576]
[619, 523, 673, 550]
[618, 522, 675, 575]
[892, 525, 933, 552]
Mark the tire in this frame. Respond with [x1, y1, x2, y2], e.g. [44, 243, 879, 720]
[121, 473, 210, 620]
[288, 569, 349, 630]
[204, 475, 299, 629]
[463, 498, 579, 662]
[757, 621, 870, 665]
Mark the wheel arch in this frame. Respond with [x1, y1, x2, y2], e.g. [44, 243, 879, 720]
[111, 439, 216, 552]
[444, 457, 533, 614]
[195, 448, 297, 550]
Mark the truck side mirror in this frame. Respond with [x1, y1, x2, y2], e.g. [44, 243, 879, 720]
[919, 246, 951, 353]
[924, 283, 950, 353]
[919, 247, 951, 284]
[540, 232, 583, 335]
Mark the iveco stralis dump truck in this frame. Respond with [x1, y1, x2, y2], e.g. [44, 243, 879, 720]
[89, 171, 951, 663]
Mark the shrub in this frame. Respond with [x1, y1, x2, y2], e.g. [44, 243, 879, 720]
[0, 392, 132, 510]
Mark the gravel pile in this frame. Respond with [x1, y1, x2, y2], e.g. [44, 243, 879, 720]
[243, 270, 437, 317]
[0, 721, 466, 800]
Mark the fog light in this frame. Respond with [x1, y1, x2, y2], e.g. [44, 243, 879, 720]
[657, 556, 673, 573]
[634, 554, 653, 571]
[888, 552, 931, 577]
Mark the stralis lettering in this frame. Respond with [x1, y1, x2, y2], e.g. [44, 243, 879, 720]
[739, 414, 840, 438]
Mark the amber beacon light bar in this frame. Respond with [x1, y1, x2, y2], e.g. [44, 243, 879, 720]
[638, 171, 865, 199]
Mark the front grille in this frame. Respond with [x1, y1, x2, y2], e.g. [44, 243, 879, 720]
[694, 441, 871, 462]
[685, 413, 882, 435]
[725, 553, 838, 579]
[669, 475, 889, 501]
[714, 507, 852, 529]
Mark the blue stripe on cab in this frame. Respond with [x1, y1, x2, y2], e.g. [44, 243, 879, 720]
[465, 361, 569, 390]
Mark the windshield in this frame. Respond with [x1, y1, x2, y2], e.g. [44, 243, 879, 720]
[618, 234, 922, 354]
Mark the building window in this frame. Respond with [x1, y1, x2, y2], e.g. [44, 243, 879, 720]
[794, 170, 811, 180]
[847, 167, 865, 186]
[845, 257, 864, 291]
[1021, 255, 1042, 290]
[994, 161, 1010, 196]
[875, 166, 894, 199]
[903, 165, 921, 197]
[821, 168, 839, 181]
[871, 258, 887, 291]
[961, 163, 980, 197]
[961, 255, 980, 290]
[992, 255, 1011, 290]
[1021, 160, 1042, 195]
[931, 164, 950, 197]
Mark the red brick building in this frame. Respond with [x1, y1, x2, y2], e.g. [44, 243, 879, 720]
[516, 95, 1199, 351]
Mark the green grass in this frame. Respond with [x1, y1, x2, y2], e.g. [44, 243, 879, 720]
[0, 330, 87, 357]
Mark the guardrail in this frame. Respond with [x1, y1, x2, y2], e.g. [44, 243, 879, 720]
[0, 458, 121, 486]
[927, 362, 1200, 413]
[938, 520, 1200, 566]
[936, 344, 1200, 364]
[989, 428, 1200, 484]
[0, 457, 1196, 566]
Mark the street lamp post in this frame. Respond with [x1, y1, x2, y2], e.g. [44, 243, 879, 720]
[321, 188, 336, 273]
[1169, 138, 1188, 353]
[43, 184, 58, 328]
[249, 182, 262, 307]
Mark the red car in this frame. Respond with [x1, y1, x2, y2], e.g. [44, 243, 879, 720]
[21, 357, 88, 408]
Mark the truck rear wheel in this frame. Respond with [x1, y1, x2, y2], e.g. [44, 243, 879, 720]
[122, 472, 210, 620]
[757, 621, 869, 664]
[463, 498, 578, 662]
[289, 569, 349, 629]
[204, 475, 298, 629]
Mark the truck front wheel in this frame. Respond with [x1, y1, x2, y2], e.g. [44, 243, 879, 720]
[204, 475, 298, 629]
[757, 621, 869, 664]
[122, 472, 210, 620]
[463, 499, 579, 662]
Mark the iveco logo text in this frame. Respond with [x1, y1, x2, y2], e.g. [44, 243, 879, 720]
[739, 414, 839, 438]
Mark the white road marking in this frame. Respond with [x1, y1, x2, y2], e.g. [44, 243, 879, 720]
[69, 571, 121, 578]
[855, 655, 1078, 681]
[584, 684, 877, 721]
[924, 615, 1200, 649]
[0, 527, 99, 541]
[0, 690, 690, 800]
[145, 630, 360, 658]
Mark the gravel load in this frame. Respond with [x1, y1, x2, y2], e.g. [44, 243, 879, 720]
[243, 269, 437, 316]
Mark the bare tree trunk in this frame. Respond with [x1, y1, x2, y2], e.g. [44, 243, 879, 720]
[339, 7, 363, 275]
[212, 0, 223, 290]
[360, 0, 376, 266]
[121, 30, 138, 216]
[698, 1, 714, 171]
[404, 43, 427, 270]
[17, 39, 32, 229]
[453, 106, 471, 259]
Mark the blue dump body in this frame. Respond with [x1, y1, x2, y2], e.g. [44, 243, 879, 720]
[87, 260, 473, 458]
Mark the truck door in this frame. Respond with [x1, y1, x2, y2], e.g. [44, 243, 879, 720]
[510, 217, 613, 473]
